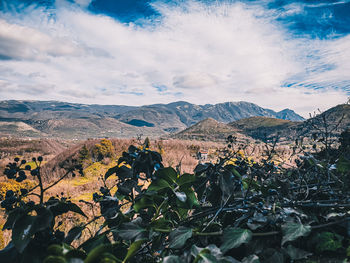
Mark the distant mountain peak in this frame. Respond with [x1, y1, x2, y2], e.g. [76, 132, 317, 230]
[276, 108, 305, 121]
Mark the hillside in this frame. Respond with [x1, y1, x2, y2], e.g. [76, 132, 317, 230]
[233, 104, 350, 142]
[0, 100, 304, 139]
[296, 103, 350, 138]
[176, 103, 349, 143]
[174, 118, 251, 142]
[230, 116, 296, 141]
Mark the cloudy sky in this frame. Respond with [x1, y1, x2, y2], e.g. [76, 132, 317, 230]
[0, 0, 349, 116]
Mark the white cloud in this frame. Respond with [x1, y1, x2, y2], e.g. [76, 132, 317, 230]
[0, 19, 81, 60]
[0, 0, 348, 117]
[74, 0, 93, 8]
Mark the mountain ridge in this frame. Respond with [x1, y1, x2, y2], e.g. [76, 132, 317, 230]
[0, 100, 305, 139]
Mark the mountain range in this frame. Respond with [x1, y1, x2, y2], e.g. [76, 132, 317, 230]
[0, 100, 305, 139]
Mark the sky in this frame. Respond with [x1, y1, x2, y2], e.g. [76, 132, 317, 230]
[0, 0, 349, 117]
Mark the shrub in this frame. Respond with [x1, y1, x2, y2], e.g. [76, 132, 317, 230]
[92, 139, 115, 162]
[0, 135, 349, 263]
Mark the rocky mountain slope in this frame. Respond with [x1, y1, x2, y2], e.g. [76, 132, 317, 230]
[174, 104, 349, 143]
[0, 100, 304, 139]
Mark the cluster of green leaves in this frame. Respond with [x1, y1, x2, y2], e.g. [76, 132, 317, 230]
[0, 130, 350, 263]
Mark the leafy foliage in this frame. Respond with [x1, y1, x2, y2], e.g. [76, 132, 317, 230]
[92, 139, 115, 162]
[0, 132, 349, 262]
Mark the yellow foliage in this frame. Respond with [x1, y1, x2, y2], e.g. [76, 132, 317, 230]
[72, 192, 93, 202]
[0, 179, 36, 199]
[22, 161, 37, 169]
[92, 139, 115, 161]
[0, 224, 4, 249]
[70, 176, 93, 187]
[84, 159, 118, 177]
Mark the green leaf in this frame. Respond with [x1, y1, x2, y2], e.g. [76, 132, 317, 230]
[194, 163, 211, 174]
[148, 178, 172, 192]
[242, 255, 260, 263]
[174, 191, 187, 202]
[162, 255, 183, 263]
[48, 201, 87, 218]
[118, 219, 148, 241]
[12, 215, 36, 253]
[177, 189, 199, 209]
[197, 253, 218, 262]
[133, 195, 155, 212]
[315, 232, 343, 253]
[337, 156, 350, 174]
[64, 226, 84, 244]
[220, 227, 252, 253]
[84, 244, 113, 263]
[80, 235, 110, 254]
[281, 223, 311, 245]
[169, 227, 193, 249]
[3, 208, 25, 230]
[219, 170, 235, 201]
[116, 165, 133, 180]
[177, 173, 196, 187]
[12, 207, 53, 253]
[32, 207, 53, 232]
[230, 167, 242, 179]
[104, 166, 118, 180]
[122, 239, 146, 263]
[155, 167, 177, 185]
[284, 245, 312, 260]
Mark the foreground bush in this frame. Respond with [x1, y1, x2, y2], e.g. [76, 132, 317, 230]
[0, 131, 349, 263]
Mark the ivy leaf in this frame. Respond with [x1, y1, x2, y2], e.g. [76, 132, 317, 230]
[198, 253, 218, 262]
[242, 255, 260, 263]
[194, 163, 211, 174]
[228, 166, 242, 179]
[3, 208, 25, 230]
[12, 215, 35, 253]
[191, 244, 239, 263]
[220, 227, 252, 253]
[133, 195, 155, 212]
[12, 207, 53, 253]
[148, 178, 172, 192]
[284, 245, 312, 260]
[80, 234, 110, 254]
[177, 173, 196, 187]
[178, 189, 199, 209]
[281, 223, 311, 245]
[163, 255, 183, 263]
[118, 218, 148, 241]
[105, 165, 118, 180]
[219, 170, 235, 201]
[114, 165, 133, 181]
[64, 226, 84, 244]
[84, 244, 113, 263]
[314, 232, 343, 253]
[169, 227, 193, 249]
[122, 239, 146, 263]
[155, 167, 177, 185]
[48, 201, 87, 218]
[174, 191, 187, 202]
